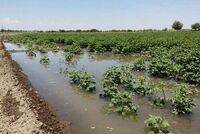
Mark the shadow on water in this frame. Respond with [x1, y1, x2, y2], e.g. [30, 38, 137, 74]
[5, 43, 200, 134]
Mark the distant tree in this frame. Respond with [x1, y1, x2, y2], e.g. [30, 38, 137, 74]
[191, 23, 200, 31]
[0, 29, 5, 32]
[162, 28, 168, 31]
[76, 29, 82, 32]
[90, 29, 99, 32]
[59, 29, 66, 32]
[111, 29, 118, 32]
[120, 29, 127, 32]
[172, 21, 183, 30]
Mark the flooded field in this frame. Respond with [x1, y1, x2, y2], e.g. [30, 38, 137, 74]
[6, 43, 200, 134]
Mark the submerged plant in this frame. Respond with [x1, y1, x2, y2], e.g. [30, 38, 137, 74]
[68, 70, 96, 92]
[65, 52, 74, 62]
[38, 47, 47, 53]
[132, 76, 155, 96]
[145, 115, 173, 134]
[109, 92, 138, 116]
[102, 65, 156, 98]
[102, 84, 119, 98]
[172, 84, 195, 115]
[40, 55, 50, 64]
[101, 65, 133, 97]
[26, 50, 36, 57]
[153, 98, 167, 108]
[152, 82, 168, 107]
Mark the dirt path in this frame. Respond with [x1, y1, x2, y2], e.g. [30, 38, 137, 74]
[0, 41, 70, 134]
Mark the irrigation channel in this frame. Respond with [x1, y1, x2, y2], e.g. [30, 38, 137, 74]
[5, 42, 200, 134]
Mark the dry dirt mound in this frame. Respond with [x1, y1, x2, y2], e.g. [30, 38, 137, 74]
[0, 42, 70, 134]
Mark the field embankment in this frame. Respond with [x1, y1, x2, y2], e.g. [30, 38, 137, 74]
[0, 41, 69, 134]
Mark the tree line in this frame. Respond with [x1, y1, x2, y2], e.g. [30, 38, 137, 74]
[172, 21, 200, 31]
[1, 21, 200, 32]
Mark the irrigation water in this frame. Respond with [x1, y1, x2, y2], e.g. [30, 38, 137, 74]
[5, 42, 200, 134]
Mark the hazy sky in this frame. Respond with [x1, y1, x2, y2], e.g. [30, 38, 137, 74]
[0, 0, 199, 30]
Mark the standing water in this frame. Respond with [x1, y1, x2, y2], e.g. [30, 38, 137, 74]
[5, 43, 200, 134]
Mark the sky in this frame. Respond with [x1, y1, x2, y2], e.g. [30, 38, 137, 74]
[0, 0, 200, 30]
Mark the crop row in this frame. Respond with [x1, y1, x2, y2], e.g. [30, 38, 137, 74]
[101, 64, 196, 115]
[25, 49, 197, 116]
[66, 65, 194, 134]
[24, 52, 178, 134]
[8, 31, 200, 85]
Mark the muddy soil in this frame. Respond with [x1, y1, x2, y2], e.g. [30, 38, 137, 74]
[0, 41, 70, 134]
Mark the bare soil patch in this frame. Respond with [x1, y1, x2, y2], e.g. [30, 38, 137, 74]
[0, 41, 70, 134]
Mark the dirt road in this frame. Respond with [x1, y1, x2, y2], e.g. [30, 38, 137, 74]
[0, 41, 70, 134]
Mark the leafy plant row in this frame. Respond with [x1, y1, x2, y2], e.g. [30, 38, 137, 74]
[54, 68, 175, 134]
[8, 31, 200, 85]
[101, 65, 196, 116]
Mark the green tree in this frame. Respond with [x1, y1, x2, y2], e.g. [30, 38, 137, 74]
[191, 23, 200, 31]
[172, 21, 183, 30]
[89, 29, 99, 32]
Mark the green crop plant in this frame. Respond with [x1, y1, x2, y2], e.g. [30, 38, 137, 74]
[64, 45, 81, 55]
[132, 76, 155, 96]
[65, 38, 74, 45]
[77, 40, 90, 48]
[131, 57, 146, 71]
[40, 55, 50, 64]
[26, 49, 36, 57]
[148, 48, 180, 78]
[8, 31, 200, 85]
[109, 92, 138, 116]
[145, 115, 173, 134]
[65, 52, 74, 62]
[102, 65, 133, 97]
[68, 70, 96, 92]
[152, 82, 168, 107]
[102, 65, 155, 97]
[172, 84, 196, 115]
